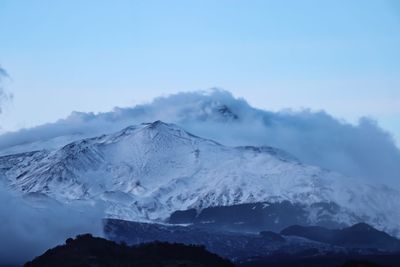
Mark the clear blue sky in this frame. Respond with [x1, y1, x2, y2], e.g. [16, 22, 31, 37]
[0, 0, 399, 142]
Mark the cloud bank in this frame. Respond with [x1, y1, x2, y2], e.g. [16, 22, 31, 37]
[0, 183, 104, 266]
[0, 89, 399, 189]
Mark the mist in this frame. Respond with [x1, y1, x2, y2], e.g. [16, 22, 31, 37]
[0, 183, 104, 266]
[0, 68, 104, 266]
[0, 66, 11, 114]
[0, 89, 399, 189]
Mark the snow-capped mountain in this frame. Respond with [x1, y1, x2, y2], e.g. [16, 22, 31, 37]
[0, 121, 399, 236]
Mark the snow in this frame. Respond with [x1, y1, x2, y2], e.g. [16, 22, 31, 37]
[0, 121, 399, 236]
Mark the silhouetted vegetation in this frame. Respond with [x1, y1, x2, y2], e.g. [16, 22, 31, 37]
[24, 234, 234, 267]
[339, 260, 388, 267]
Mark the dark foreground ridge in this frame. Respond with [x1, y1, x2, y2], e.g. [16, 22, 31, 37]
[24, 234, 234, 267]
[23, 231, 399, 267]
[105, 219, 400, 267]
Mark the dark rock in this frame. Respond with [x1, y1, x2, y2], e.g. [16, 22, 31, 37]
[169, 201, 344, 233]
[281, 223, 400, 251]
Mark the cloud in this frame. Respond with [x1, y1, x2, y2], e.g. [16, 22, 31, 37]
[0, 66, 12, 114]
[0, 67, 7, 77]
[0, 89, 399, 189]
[0, 182, 104, 266]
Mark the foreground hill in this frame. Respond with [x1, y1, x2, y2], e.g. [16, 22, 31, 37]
[25, 229, 398, 267]
[24, 234, 234, 267]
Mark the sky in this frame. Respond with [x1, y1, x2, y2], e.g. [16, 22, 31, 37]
[0, 0, 399, 143]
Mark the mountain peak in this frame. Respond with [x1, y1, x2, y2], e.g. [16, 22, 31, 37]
[111, 121, 181, 141]
[142, 120, 168, 128]
[138, 121, 201, 141]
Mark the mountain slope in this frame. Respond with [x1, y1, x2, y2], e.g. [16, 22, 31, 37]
[0, 121, 399, 235]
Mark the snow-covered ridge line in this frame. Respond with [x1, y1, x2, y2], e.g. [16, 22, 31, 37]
[0, 121, 399, 236]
